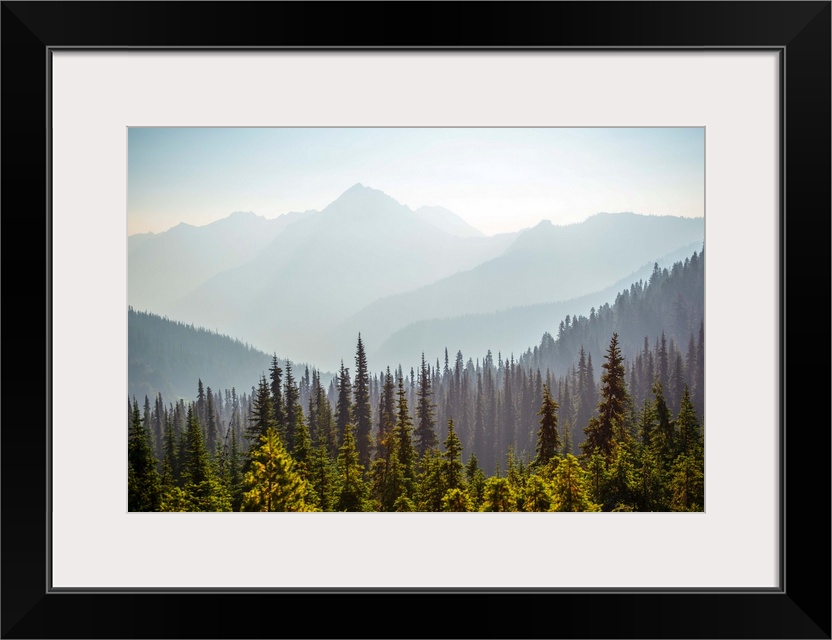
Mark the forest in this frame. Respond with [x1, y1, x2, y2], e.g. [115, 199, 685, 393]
[128, 250, 704, 512]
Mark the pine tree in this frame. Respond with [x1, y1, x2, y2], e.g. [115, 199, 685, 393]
[443, 419, 464, 492]
[246, 375, 275, 447]
[533, 384, 560, 469]
[465, 454, 487, 510]
[675, 386, 702, 458]
[480, 477, 515, 512]
[308, 443, 337, 511]
[550, 454, 601, 512]
[669, 453, 704, 511]
[335, 361, 352, 446]
[394, 374, 416, 499]
[376, 366, 397, 459]
[269, 355, 286, 437]
[651, 379, 676, 468]
[241, 427, 313, 512]
[227, 427, 243, 510]
[415, 353, 438, 459]
[335, 424, 370, 511]
[582, 333, 629, 461]
[522, 474, 554, 512]
[352, 335, 373, 467]
[176, 404, 231, 511]
[206, 387, 219, 454]
[416, 450, 446, 511]
[128, 399, 161, 511]
[284, 360, 300, 453]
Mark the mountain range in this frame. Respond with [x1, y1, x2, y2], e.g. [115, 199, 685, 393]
[129, 183, 704, 371]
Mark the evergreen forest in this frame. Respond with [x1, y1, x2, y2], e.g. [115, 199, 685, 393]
[129, 250, 705, 512]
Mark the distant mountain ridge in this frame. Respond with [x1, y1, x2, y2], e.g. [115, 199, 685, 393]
[128, 208, 315, 312]
[130, 183, 704, 372]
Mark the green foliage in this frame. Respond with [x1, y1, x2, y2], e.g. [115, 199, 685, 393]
[376, 367, 397, 460]
[603, 442, 638, 511]
[128, 399, 162, 511]
[441, 487, 471, 512]
[352, 335, 374, 467]
[480, 477, 515, 512]
[550, 454, 601, 512]
[522, 474, 554, 512]
[651, 380, 676, 468]
[416, 450, 446, 512]
[335, 425, 371, 512]
[669, 453, 704, 511]
[241, 427, 314, 512]
[246, 375, 275, 447]
[443, 419, 464, 492]
[394, 375, 416, 499]
[533, 384, 560, 468]
[465, 455, 487, 510]
[415, 353, 438, 459]
[582, 333, 629, 460]
[675, 386, 702, 458]
[308, 444, 337, 511]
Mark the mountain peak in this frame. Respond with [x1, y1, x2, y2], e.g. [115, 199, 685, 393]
[325, 183, 407, 216]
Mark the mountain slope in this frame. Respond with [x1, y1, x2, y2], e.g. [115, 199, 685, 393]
[128, 208, 315, 313]
[167, 184, 516, 367]
[335, 213, 704, 356]
[372, 242, 702, 368]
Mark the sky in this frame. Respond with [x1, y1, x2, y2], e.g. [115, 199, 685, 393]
[128, 127, 704, 236]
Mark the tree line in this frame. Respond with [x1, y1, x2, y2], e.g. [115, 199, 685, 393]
[129, 250, 704, 512]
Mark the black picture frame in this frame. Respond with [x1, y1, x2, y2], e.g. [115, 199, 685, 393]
[2, 2, 829, 638]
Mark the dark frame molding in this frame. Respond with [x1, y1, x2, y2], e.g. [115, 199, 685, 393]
[2, 2, 829, 638]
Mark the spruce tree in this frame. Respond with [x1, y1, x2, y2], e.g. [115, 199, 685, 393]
[533, 384, 560, 469]
[443, 419, 464, 492]
[246, 375, 275, 447]
[675, 386, 702, 458]
[415, 353, 438, 459]
[241, 427, 313, 512]
[550, 454, 601, 512]
[335, 361, 352, 446]
[335, 425, 370, 512]
[394, 374, 416, 499]
[269, 355, 286, 436]
[376, 367, 397, 459]
[651, 379, 676, 468]
[582, 333, 629, 461]
[352, 335, 373, 468]
[128, 399, 161, 511]
[284, 360, 300, 453]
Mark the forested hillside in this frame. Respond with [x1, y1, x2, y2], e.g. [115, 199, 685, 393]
[128, 250, 705, 513]
[129, 308, 276, 401]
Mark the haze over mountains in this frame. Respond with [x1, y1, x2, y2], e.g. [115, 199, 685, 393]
[129, 183, 704, 371]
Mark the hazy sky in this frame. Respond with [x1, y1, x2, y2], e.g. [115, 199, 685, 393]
[128, 127, 704, 236]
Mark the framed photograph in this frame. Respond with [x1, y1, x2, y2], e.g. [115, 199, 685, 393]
[2, 2, 829, 638]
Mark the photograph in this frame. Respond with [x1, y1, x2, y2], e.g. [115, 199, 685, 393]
[128, 126, 706, 513]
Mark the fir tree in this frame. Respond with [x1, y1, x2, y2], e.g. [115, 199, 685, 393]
[284, 360, 300, 453]
[394, 374, 416, 499]
[376, 367, 397, 459]
[241, 427, 313, 512]
[335, 425, 371, 512]
[269, 355, 286, 436]
[415, 353, 438, 459]
[335, 361, 352, 446]
[533, 384, 560, 468]
[352, 335, 373, 467]
[443, 419, 464, 492]
[128, 399, 161, 511]
[550, 454, 601, 512]
[582, 333, 629, 460]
